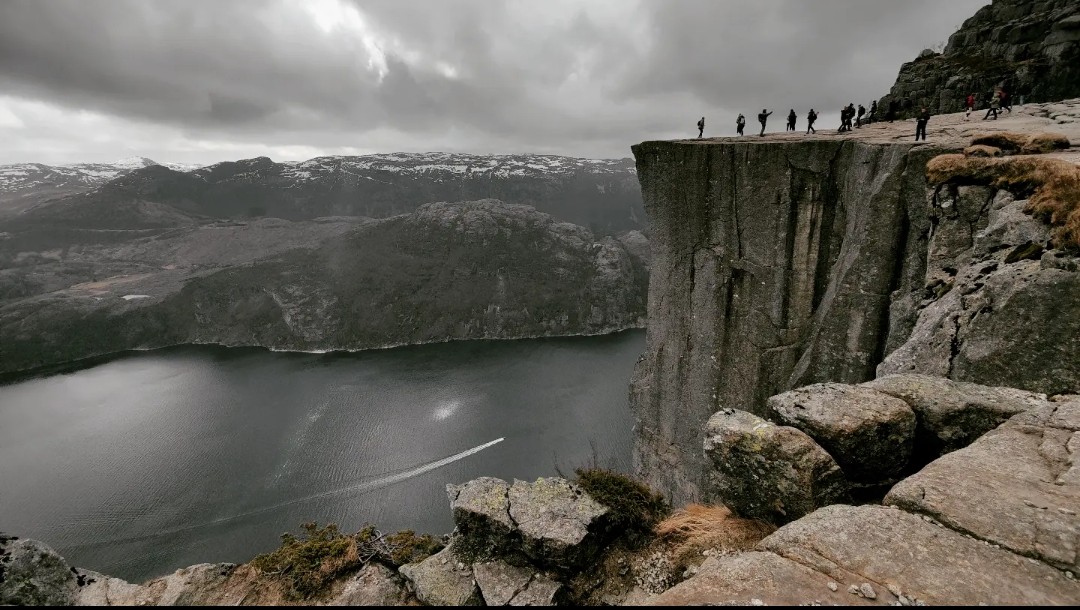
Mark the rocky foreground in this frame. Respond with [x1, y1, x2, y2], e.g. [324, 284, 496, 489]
[2, 374, 1077, 606]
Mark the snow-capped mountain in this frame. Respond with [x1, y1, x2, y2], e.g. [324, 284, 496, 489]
[0, 157, 201, 205]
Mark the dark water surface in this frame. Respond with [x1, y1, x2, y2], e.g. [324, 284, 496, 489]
[0, 330, 644, 582]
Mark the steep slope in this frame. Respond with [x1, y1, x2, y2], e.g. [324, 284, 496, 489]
[0, 200, 648, 375]
[878, 0, 1080, 117]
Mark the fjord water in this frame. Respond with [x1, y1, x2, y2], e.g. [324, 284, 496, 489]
[0, 330, 643, 582]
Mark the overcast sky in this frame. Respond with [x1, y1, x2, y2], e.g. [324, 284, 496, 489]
[0, 0, 989, 165]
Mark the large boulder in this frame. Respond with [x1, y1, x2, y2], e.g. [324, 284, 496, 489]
[766, 383, 916, 481]
[508, 477, 610, 571]
[758, 505, 1080, 605]
[447, 477, 516, 561]
[399, 545, 482, 606]
[885, 396, 1080, 572]
[701, 409, 848, 524]
[148, 563, 238, 606]
[0, 538, 78, 606]
[73, 570, 156, 606]
[472, 560, 563, 606]
[863, 374, 1046, 454]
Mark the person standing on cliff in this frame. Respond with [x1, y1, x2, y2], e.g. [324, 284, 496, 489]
[965, 93, 975, 120]
[758, 109, 772, 136]
[697, 116, 705, 138]
[915, 107, 931, 141]
[806, 109, 818, 134]
[736, 113, 746, 136]
[869, 100, 878, 123]
[856, 104, 866, 127]
[787, 109, 797, 131]
[1000, 88, 1012, 113]
[983, 91, 1000, 120]
[887, 99, 899, 122]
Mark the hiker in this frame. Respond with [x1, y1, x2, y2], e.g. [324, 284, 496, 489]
[1000, 88, 1012, 113]
[839, 104, 854, 132]
[869, 100, 878, 123]
[787, 109, 797, 131]
[758, 109, 772, 136]
[807, 109, 818, 134]
[887, 100, 899, 122]
[983, 91, 1000, 120]
[856, 104, 866, 128]
[965, 93, 975, 120]
[915, 107, 931, 141]
[736, 113, 746, 136]
[697, 116, 705, 138]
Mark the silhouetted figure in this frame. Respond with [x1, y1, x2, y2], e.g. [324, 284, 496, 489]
[807, 109, 818, 134]
[839, 104, 855, 132]
[758, 109, 772, 136]
[698, 116, 705, 138]
[787, 109, 797, 131]
[983, 92, 1000, 120]
[869, 100, 878, 123]
[736, 114, 746, 136]
[1000, 89, 1012, 113]
[965, 93, 975, 120]
[856, 104, 866, 127]
[915, 107, 930, 141]
[887, 100, 899, 122]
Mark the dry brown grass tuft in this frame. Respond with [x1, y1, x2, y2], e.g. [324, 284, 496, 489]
[971, 132, 1030, 152]
[963, 144, 1003, 158]
[1021, 132, 1072, 155]
[927, 154, 1080, 249]
[655, 504, 775, 571]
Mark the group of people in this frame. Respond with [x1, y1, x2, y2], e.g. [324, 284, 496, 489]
[693, 85, 1017, 143]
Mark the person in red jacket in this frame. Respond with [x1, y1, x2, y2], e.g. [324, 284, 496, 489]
[965, 93, 975, 120]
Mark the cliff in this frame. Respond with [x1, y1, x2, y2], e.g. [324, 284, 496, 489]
[878, 0, 1080, 117]
[630, 100, 1080, 503]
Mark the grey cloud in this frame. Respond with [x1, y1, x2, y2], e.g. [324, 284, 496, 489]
[0, 0, 989, 163]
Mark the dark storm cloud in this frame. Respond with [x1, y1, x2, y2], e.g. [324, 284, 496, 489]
[0, 0, 988, 163]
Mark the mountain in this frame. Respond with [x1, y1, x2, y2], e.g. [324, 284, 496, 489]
[0, 200, 649, 375]
[3, 153, 642, 237]
[878, 0, 1080, 117]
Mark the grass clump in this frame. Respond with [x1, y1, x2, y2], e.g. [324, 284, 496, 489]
[573, 468, 670, 544]
[963, 144, 1003, 158]
[251, 522, 444, 600]
[970, 132, 1030, 152]
[655, 504, 776, 571]
[927, 154, 1080, 249]
[1021, 132, 1071, 155]
[250, 522, 361, 601]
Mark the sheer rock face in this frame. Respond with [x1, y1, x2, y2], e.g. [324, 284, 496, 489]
[630, 129, 1080, 505]
[878, 0, 1080, 118]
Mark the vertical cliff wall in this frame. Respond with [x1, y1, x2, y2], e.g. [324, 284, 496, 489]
[629, 139, 944, 503]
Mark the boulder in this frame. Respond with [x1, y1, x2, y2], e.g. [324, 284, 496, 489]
[473, 560, 562, 606]
[399, 544, 482, 606]
[73, 570, 156, 606]
[447, 477, 515, 560]
[328, 563, 410, 606]
[150, 563, 237, 606]
[645, 550, 882, 606]
[701, 409, 848, 524]
[885, 398, 1080, 572]
[973, 197, 1053, 259]
[508, 477, 610, 571]
[0, 538, 78, 606]
[766, 383, 916, 481]
[758, 504, 1080, 605]
[864, 374, 1046, 453]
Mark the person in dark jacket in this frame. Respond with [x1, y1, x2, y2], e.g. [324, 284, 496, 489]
[887, 100, 899, 122]
[915, 107, 931, 141]
[1000, 88, 1012, 113]
[758, 109, 773, 136]
[856, 104, 866, 127]
[736, 113, 746, 136]
[697, 116, 705, 138]
[787, 109, 797, 131]
[807, 109, 818, 134]
[868, 100, 878, 123]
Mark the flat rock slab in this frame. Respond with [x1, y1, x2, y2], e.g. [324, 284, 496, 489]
[767, 383, 916, 481]
[702, 408, 848, 524]
[328, 563, 410, 606]
[473, 560, 562, 606]
[758, 504, 1080, 605]
[885, 399, 1080, 572]
[864, 374, 1047, 453]
[399, 545, 482, 606]
[508, 477, 609, 571]
[147, 563, 238, 606]
[645, 550, 884, 606]
[74, 570, 156, 606]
